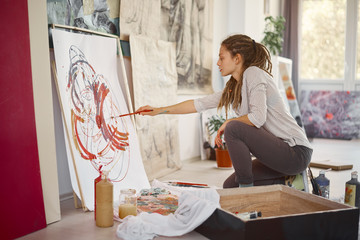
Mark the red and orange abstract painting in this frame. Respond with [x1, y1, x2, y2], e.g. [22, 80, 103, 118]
[52, 29, 149, 211]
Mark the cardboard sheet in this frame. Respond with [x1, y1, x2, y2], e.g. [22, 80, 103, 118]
[310, 160, 353, 171]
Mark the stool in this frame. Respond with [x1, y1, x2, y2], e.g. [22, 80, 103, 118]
[285, 169, 309, 192]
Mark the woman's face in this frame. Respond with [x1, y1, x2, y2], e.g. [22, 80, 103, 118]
[217, 45, 238, 77]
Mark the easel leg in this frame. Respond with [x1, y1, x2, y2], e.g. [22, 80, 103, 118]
[73, 191, 81, 209]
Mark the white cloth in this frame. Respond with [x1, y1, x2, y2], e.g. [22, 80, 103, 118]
[116, 189, 220, 240]
[194, 66, 312, 149]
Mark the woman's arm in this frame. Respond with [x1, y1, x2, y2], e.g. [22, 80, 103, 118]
[136, 100, 197, 116]
[215, 115, 255, 148]
[228, 115, 255, 127]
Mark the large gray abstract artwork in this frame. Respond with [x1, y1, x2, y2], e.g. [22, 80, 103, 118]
[130, 35, 181, 180]
[120, 0, 214, 94]
[47, 0, 119, 35]
[120, 0, 161, 39]
[300, 90, 360, 140]
[161, 0, 213, 94]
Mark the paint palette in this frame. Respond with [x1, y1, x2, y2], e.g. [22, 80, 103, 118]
[137, 194, 178, 215]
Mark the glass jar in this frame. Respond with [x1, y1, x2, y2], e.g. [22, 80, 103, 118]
[118, 189, 137, 219]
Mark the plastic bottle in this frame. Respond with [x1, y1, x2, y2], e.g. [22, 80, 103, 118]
[95, 171, 113, 227]
[314, 170, 330, 199]
[344, 171, 360, 207]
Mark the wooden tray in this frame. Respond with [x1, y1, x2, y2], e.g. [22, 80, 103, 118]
[196, 185, 359, 240]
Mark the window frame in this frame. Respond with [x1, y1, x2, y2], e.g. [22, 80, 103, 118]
[299, 0, 360, 91]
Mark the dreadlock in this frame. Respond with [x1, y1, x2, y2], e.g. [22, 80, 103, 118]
[217, 34, 272, 118]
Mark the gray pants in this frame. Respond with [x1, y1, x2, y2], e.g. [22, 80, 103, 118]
[223, 121, 313, 188]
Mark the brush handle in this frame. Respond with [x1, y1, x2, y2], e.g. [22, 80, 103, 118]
[169, 181, 208, 187]
[116, 109, 153, 118]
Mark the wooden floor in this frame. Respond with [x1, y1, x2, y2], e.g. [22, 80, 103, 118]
[18, 138, 360, 240]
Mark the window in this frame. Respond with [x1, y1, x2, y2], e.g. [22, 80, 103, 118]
[300, 0, 346, 80]
[300, 0, 359, 89]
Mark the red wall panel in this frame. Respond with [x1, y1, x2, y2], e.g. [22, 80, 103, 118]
[0, 0, 47, 239]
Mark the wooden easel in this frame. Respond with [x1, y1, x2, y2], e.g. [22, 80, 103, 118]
[51, 60, 87, 211]
[51, 24, 133, 210]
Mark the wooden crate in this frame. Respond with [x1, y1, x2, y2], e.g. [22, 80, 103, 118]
[196, 185, 359, 240]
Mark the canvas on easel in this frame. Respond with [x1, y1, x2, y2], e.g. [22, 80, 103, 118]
[273, 56, 303, 127]
[51, 28, 150, 211]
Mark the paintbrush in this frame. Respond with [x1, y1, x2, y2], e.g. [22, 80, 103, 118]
[112, 109, 153, 118]
[168, 181, 209, 188]
[308, 167, 320, 196]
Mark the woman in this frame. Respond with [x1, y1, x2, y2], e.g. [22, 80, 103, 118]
[136, 34, 313, 188]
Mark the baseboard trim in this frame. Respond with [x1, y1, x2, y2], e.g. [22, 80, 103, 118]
[60, 192, 73, 202]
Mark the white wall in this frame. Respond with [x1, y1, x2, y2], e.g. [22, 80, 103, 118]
[226, 0, 282, 41]
[176, 95, 202, 161]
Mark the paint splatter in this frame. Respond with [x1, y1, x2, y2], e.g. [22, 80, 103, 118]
[325, 112, 333, 120]
[67, 45, 130, 182]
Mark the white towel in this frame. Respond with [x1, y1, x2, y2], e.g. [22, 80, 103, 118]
[116, 189, 220, 240]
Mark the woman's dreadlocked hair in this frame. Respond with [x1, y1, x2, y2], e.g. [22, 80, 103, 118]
[217, 34, 272, 118]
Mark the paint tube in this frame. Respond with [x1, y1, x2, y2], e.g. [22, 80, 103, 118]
[235, 211, 262, 221]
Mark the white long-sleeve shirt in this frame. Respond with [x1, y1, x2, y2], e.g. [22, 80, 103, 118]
[194, 66, 312, 149]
